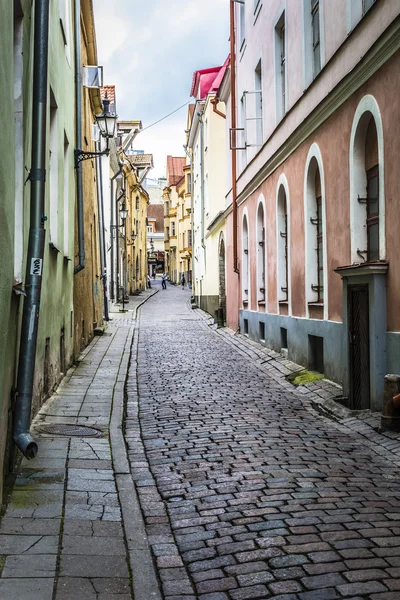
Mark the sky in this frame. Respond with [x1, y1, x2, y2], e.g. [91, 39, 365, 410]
[93, 0, 230, 179]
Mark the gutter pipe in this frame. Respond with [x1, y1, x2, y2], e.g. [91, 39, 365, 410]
[95, 146, 109, 320]
[74, 0, 85, 274]
[230, 0, 239, 274]
[211, 97, 226, 119]
[13, 0, 50, 458]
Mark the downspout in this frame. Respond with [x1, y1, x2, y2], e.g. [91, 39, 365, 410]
[95, 147, 108, 320]
[211, 97, 226, 119]
[74, 0, 85, 274]
[230, 0, 239, 274]
[183, 144, 194, 288]
[13, 0, 50, 458]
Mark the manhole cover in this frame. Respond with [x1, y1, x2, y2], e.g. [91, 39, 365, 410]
[37, 424, 101, 437]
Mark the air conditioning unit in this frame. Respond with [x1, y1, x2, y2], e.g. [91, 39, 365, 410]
[82, 66, 103, 88]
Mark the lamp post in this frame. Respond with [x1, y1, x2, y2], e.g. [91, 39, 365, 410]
[75, 96, 117, 166]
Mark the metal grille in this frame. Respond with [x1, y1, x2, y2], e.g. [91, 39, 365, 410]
[37, 424, 101, 437]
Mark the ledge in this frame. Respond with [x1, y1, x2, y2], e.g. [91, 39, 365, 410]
[335, 261, 389, 278]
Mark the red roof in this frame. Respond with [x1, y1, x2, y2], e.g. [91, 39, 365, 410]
[147, 204, 164, 233]
[190, 67, 221, 100]
[167, 156, 186, 187]
[100, 85, 116, 111]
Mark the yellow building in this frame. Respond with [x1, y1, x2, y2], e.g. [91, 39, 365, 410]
[122, 154, 153, 294]
[164, 156, 186, 284]
[176, 165, 192, 285]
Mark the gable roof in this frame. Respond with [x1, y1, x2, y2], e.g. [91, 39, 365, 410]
[167, 156, 186, 187]
[147, 204, 164, 233]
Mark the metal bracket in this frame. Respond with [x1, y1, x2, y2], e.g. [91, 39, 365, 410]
[74, 148, 109, 168]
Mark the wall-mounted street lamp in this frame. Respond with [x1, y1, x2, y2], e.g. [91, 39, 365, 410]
[74, 96, 117, 167]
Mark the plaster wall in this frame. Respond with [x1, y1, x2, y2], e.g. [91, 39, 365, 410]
[236, 0, 399, 196]
[0, 0, 17, 506]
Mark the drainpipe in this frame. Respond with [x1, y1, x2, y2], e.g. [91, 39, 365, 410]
[211, 97, 226, 119]
[74, 0, 85, 274]
[95, 147, 108, 320]
[13, 0, 50, 459]
[183, 144, 194, 288]
[230, 0, 239, 274]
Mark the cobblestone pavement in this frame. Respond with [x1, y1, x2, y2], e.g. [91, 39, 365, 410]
[126, 283, 400, 600]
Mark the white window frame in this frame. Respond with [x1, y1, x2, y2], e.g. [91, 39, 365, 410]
[242, 210, 250, 305]
[276, 174, 291, 314]
[256, 195, 267, 307]
[274, 6, 287, 123]
[347, 0, 376, 33]
[302, 0, 325, 90]
[238, 0, 246, 51]
[304, 143, 328, 319]
[349, 95, 385, 263]
[49, 92, 59, 248]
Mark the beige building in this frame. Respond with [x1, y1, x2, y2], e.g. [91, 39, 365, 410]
[163, 156, 186, 284]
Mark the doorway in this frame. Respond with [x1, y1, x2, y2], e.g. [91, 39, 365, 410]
[348, 285, 370, 410]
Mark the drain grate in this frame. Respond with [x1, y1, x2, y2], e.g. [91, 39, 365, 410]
[37, 423, 102, 437]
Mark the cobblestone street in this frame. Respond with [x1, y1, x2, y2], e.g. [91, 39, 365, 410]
[126, 282, 400, 600]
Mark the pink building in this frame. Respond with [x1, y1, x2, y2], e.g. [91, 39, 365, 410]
[220, 0, 400, 411]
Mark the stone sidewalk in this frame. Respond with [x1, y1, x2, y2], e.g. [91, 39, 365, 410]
[0, 288, 161, 600]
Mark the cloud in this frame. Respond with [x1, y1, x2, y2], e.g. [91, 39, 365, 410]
[93, 0, 229, 177]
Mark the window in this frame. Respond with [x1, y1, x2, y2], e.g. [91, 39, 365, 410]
[171, 222, 175, 236]
[277, 185, 288, 304]
[49, 90, 59, 247]
[275, 12, 286, 121]
[311, 0, 321, 77]
[63, 134, 70, 256]
[166, 226, 170, 240]
[14, 3, 24, 282]
[165, 201, 169, 216]
[254, 0, 261, 14]
[363, 0, 375, 14]
[366, 166, 379, 261]
[136, 196, 139, 210]
[254, 60, 263, 147]
[256, 201, 266, 304]
[188, 229, 192, 247]
[350, 99, 384, 264]
[242, 214, 249, 305]
[187, 173, 192, 193]
[238, 1, 246, 50]
[304, 147, 327, 316]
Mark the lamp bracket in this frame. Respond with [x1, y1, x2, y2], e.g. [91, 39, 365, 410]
[74, 148, 109, 168]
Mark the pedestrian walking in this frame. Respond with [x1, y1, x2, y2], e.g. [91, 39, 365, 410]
[147, 274, 151, 289]
[162, 273, 167, 290]
[181, 274, 186, 290]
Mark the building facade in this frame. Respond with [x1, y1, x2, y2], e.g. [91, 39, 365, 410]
[224, 0, 400, 411]
[188, 64, 228, 320]
[164, 156, 186, 284]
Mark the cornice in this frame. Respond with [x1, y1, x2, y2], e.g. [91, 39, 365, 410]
[237, 17, 400, 206]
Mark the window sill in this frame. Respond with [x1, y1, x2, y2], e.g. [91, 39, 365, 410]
[308, 302, 324, 307]
[242, 300, 249, 307]
[258, 300, 265, 306]
[278, 300, 288, 306]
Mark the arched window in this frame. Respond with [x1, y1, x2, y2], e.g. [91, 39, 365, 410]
[242, 213, 250, 306]
[256, 199, 266, 306]
[350, 96, 385, 263]
[277, 184, 289, 305]
[304, 145, 327, 318]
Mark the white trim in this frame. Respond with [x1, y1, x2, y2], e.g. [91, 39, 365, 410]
[303, 143, 328, 320]
[276, 174, 291, 315]
[302, 0, 326, 90]
[242, 208, 250, 306]
[349, 94, 385, 263]
[273, 2, 287, 124]
[256, 194, 267, 308]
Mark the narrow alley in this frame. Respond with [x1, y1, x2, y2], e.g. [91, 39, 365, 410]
[124, 284, 400, 600]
